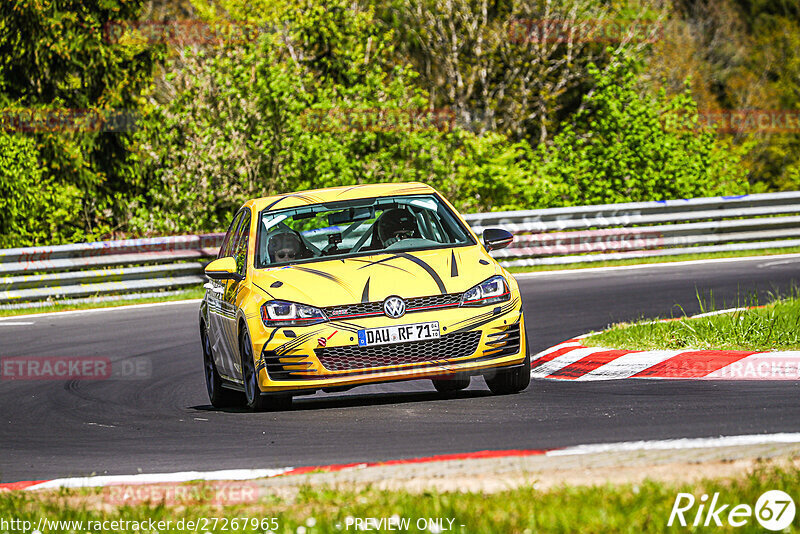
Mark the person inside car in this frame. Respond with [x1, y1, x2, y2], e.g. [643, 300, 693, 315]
[371, 207, 420, 248]
[267, 231, 312, 263]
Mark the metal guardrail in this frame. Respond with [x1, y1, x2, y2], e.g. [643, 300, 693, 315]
[0, 234, 224, 307]
[2, 192, 800, 307]
[464, 191, 800, 267]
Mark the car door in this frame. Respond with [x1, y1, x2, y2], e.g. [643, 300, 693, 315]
[208, 210, 244, 379]
[220, 209, 251, 380]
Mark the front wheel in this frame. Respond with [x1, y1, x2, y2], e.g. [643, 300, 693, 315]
[485, 333, 531, 395]
[201, 322, 242, 408]
[432, 375, 470, 393]
[240, 328, 292, 412]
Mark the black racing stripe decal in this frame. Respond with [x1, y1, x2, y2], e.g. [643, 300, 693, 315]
[448, 298, 520, 335]
[329, 321, 363, 333]
[450, 251, 458, 278]
[293, 266, 346, 285]
[263, 328, 280, 349]
[275, 329, 324, 355]
[352, 256, 413, 274]
[361, 277, 370, 303]
[252, 282, 275, 300]
[396, 252, 446, 294]
[335, 185, 364, 197]
[396, 186, 431, 194]
[265, 193, 319, 210]
[354, 255, 404, 269]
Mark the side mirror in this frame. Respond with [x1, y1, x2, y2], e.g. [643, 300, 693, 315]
[483, 228, 514, 251]
[205, 257, 244, 281]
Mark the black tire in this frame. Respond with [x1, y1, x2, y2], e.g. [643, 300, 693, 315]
[432, 375, 470, 393]
[485, 333, 531, 395]
[240, 328, 292, 412]
[201, 322, 242, 408]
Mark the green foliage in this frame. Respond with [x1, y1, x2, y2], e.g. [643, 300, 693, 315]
[532, 54, 749, 206]
[0, 0, 794, 247]
[131, 0, 534, 234]
[0, 132, 84, 247]
[0, 0, 163, 242]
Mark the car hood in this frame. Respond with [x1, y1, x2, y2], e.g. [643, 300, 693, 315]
[249, 245, 501, 306]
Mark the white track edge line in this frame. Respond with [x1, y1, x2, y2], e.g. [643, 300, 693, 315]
[25, 468, 294, 490]
[0, 299, 202, 321]
[546, 433, 800, 456]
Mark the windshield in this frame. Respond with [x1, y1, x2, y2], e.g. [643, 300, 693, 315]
[255, 194, 474, 267]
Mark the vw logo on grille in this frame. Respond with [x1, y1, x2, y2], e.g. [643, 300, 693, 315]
[383, 296, 406, 318]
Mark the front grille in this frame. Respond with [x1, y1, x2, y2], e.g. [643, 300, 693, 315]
[315, 330, 481, 371]
[324, 293, 462, 320]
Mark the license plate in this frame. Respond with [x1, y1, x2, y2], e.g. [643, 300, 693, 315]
[357, 322, 440, 347]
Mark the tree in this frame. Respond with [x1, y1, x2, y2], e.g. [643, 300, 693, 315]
[533, 54, 749, 206]
[374, 0, 666, 144]
[0, 0, 163, 241]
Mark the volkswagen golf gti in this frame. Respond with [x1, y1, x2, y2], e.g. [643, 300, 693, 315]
[200, 182, 529, 410]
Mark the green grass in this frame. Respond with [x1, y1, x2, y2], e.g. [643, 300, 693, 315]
[2, 464, 799, 533]
[0, 287, 205, 318]
[586, 290, 800, 351]
[506, 246, 800, 273]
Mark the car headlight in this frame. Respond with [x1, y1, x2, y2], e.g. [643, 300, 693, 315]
[260, 300, 328, 326]
[460, 275, 511, 307]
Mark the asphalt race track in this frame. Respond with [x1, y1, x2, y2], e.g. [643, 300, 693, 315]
[2, 255, 800, 483]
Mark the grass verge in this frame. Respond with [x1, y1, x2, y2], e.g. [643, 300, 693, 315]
[586, 290, 800, 351]
[2, 463, 798, 533]
[0, 287, 204, 318]
[506, 246, 800, 273]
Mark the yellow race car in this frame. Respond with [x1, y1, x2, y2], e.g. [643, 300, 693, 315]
[200, 182, 529, 410]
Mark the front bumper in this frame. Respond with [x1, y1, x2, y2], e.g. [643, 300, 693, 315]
[251, 298, 526, 392]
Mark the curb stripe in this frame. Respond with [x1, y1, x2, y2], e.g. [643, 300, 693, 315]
[532, 305, 800, 382]
[631, 350, 757, 379]
[575, 350, 682, 381]
[0, 480, 47, 491]
[531, 347, 604, 378]
[277, 449, 549, 478]
[546, 350, 632, 380]
[706, 352, 800, 380]
[530, 344, 583, 370]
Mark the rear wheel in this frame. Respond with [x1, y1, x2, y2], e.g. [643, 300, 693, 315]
[485, 333, 531, 395]
[240, 328, 292, 412]
[201, 322, 241, 408]
[432, 375, 470, 393]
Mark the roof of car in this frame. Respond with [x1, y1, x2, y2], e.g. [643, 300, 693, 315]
[246, 182, 437, 212]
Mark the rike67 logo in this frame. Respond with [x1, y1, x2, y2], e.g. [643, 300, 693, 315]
[668, 490, 796, 530]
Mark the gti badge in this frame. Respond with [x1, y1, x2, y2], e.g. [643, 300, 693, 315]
[383, 296, 406, 318]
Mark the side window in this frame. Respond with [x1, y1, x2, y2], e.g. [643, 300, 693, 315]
[232, 212, 251, 277]
[218, 211, 244, 259]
